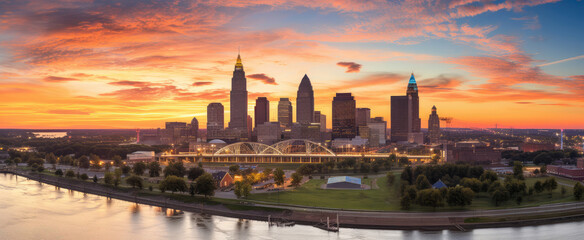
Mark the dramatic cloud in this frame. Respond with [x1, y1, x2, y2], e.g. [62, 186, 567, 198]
[192, 81, 213, 86]
[42, 76, 79, 82]
[246, 74, 277, 85]
[337, 62, 362, 73]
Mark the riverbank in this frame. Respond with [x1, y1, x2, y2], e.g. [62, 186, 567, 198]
[3, 169, 584, 231]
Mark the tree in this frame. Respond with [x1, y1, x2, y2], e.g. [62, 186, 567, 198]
[60, 155, 73, 166]
[159, 175, 188, 193]
[540, 165, 547, 174]
[90, 154, 101, 170]
[104, 172, 115, 186]
[401, 166, 413, 184]
[574, 182, 584, 200]
[505, 179, 527, 197]
[274, 168, 285, 186]
[133, 162, 147, 176]
[386, 172, 395, 186]
[262, 168, 273, 180]
[415, 174, 432, 190]
[55, 169, 64, 177]
[193, 173, 216, 197]
[104, 162, 112, 172]
[543, 178, 558, 194]
[513, 161, 524, 180]
[371, 162, 380, 173]
[446, 186, 475, 207]
[65, 169, 75, 178]
[234, 181, 252, 199]
[126, 175, 144, 189]
[164, 162, 186, 177]
[114, 168, 122, 187]
[490, 185, 510, 206]
[36, 165, 45, 173]
[533, 152, 553, 165]
[46, 153, 58, 164]
[78, 156, 90, 169]
[80, 173, 89, 180]
[400, 194, 412, 210]
[360, 163, 371, 173]
[148, 161, 161, 177]
[112, 155, 123, 167]
[121, 165, 131, 175]
[534, 181, 544, 194]
[417, 189, 444, 208]
[480, 170, 498, 183]
[229, 165, 240, 175]
[291, 172, 302, 186]
[187, 167, 205, 181]
[460, 178, 482, 193]
[93, 175, 98, 183]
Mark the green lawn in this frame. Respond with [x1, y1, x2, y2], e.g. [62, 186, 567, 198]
[248, 173, 582, 211]
[248, 174, 403, 211]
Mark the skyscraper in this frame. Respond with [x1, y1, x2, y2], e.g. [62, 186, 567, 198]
[228, 53, 248, 134]
[356, 108, 371, 133]
[207, 102, 224, 140]
[190, 117, 199, 140]
[391, 73, 422, 143]
[297, 74, 314, 124]
[407, 73, 421, 134]
[390, 96, 408, 142]
[254, 97, 269, 128]
[332, 93, 356, 139]
[278, 98, 293, 128]
[428, 105, 441, 144]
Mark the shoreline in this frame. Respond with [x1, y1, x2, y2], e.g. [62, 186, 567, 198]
[3, 169, 584, 231]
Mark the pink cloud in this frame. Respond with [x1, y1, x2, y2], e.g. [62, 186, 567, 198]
[336, 61, 362, 73]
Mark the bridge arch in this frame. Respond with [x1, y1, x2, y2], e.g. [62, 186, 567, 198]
[268, 139, 336, 156]
[214, 142, 282, 155]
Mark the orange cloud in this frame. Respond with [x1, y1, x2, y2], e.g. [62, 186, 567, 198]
[43, 76, 79, 82]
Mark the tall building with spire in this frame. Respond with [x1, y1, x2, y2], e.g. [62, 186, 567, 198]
[428, 105, 441, 144]
[278, 98, 293, 129]
[296, 74, 314, 124]
[228, 53, 248, 136]
[391, 73, 422, 143]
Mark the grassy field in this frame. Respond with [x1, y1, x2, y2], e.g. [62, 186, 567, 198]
[248, 172, 581, 211]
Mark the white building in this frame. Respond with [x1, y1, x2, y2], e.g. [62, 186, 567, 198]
[126, 151, 155, 163]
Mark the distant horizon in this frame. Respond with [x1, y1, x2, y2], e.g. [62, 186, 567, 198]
[1, 1, 582, 129]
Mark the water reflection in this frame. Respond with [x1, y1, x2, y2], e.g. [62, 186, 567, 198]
[2, 174, 584, 240]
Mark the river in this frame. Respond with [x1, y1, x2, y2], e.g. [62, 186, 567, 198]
[1, 173, 583, 239]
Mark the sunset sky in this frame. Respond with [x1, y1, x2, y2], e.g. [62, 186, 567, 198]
[0, 0, 583, 129]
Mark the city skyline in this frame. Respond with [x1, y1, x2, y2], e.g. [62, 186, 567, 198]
[0, 0, 583, 129]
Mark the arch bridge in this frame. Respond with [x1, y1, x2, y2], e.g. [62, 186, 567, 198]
[158, 139, 432, 164]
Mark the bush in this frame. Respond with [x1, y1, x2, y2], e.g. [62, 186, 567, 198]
[574, 182, 584, 200]
[55, 169, 64, 177]
[126, 175, 144, 189]
[80, 173, 89, 180]
[65, 169, 75, 178]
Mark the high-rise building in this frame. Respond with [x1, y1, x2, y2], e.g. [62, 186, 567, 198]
[390, 96, 408, 142]
[190, 117, 199, 141]
[228, 53, 248, 134]
[356, 108, 371, 133]
[278, 98, 293, 128]
[428, 105, 441, 144]
[391, 73, 422, 143]
[314, 111, 327, 132]
[297, 74, 314, 124]
[254, 97, 269, 128]
[368, 117, 387, 147]
[332, 93, 356, 139]
[207, 102, 224, 140]
[247, 115, 252, 140]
